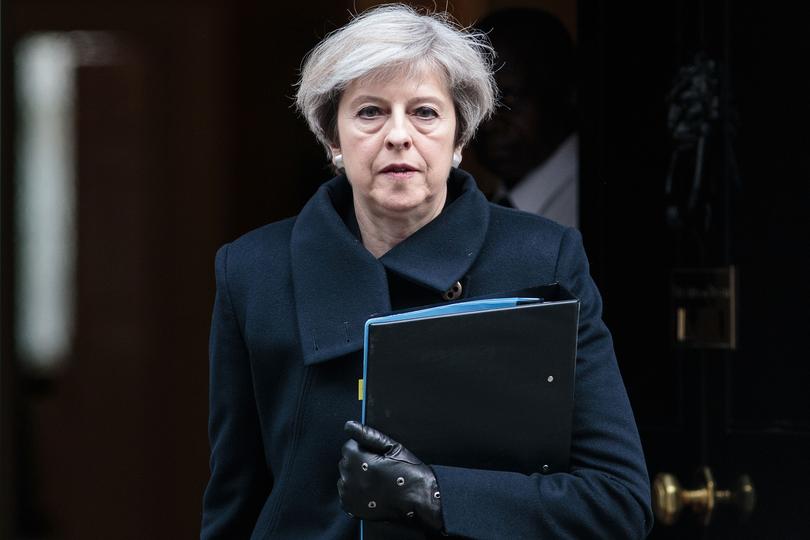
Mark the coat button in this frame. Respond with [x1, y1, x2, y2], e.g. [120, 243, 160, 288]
[442, 281, 463, 301]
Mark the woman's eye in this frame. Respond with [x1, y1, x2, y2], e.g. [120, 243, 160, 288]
[357, 106, 382, 119]
[413, 106, 439, 119]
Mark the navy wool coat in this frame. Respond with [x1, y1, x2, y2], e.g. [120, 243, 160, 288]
[201, 170, 653, 539]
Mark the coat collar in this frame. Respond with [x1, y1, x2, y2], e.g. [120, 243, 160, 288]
[290, 169, 490, 365]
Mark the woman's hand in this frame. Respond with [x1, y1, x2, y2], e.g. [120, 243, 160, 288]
[337, 420, 444, 532]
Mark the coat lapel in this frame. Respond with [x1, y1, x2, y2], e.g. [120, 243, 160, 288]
[290, 169, 490, 365]
[379, 170, 490, 291]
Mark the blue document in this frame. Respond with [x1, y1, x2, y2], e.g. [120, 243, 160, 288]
[356, 284, 579, 540]
[360, 297, 542, 423]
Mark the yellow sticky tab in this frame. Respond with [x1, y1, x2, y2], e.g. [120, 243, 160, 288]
[358, 379, 364, 401]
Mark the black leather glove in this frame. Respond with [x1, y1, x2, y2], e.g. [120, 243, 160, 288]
[338, 420, 444, 533]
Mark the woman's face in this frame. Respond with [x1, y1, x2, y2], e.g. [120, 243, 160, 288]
[331, 69, 459, 219]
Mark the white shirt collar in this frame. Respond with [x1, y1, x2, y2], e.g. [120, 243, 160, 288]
[505, 133, 578, 227]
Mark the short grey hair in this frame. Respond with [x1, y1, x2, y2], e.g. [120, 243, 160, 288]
[295, 3, 497, 156]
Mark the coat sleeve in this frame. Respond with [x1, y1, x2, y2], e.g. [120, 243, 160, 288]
[201, 244, 272, 539]
[431, 227, 653, 539]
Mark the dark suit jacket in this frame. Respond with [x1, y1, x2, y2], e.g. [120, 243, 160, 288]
[201, 170, 653, 539]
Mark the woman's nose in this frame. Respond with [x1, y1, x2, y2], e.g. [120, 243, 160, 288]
[384, 112, 412, 150]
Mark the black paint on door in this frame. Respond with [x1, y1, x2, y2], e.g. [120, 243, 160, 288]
[579, 1, 810, 538]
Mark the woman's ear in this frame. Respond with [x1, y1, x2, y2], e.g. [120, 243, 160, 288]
[330, 147, 344, 170]
[452, 147, 463, 168]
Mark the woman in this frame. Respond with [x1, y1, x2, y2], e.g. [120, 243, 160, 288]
[201, 4, 653, 539]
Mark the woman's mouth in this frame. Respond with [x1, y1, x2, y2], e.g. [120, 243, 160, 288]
[380, 163, 418, 178]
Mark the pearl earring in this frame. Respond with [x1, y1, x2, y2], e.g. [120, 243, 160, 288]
[452, 152, 462, 168]
[332, 153, 344, 170]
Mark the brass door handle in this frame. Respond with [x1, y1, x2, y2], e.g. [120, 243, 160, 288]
[653, 467, 755, 526]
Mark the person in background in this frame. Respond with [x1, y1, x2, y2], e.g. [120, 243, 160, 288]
[473, 8, 580, 228]
[201, 4, 651, 539]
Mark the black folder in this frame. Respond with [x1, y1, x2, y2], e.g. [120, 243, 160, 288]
[360, 283, 579, 539]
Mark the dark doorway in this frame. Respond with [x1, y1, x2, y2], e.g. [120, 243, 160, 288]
[579, 1, 810, 538]
[0, 1, 342, 538]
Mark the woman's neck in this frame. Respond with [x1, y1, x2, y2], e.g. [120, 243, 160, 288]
[353, 193, 447, 259]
